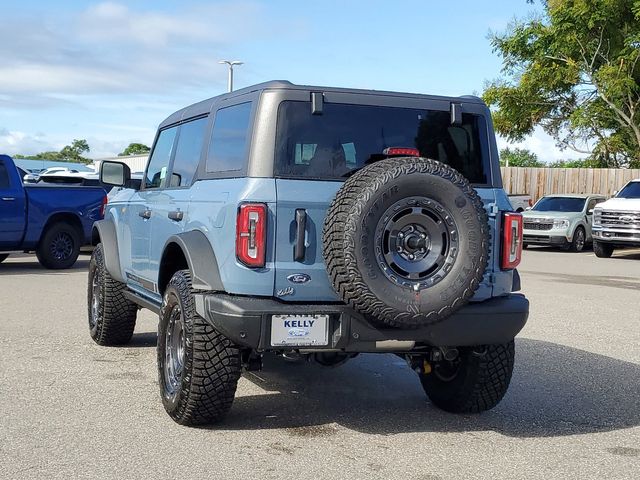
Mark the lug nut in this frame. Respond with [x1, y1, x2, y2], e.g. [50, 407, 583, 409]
[398, 232, 404, 238]
[409, 254, 415, 260]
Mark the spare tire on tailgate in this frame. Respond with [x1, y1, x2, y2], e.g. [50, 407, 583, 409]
[322, 157, 489, 328]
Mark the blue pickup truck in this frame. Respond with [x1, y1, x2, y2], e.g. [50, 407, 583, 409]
[0, 155, 106, 269]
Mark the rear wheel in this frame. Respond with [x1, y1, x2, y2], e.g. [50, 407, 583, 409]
[158, 270, 241, 426]
[0, 254, 8, 264]
[593, 240, 614, 258]
[569, 226, 586, 252]
[36, 222, 81, 269]
[88, 244, 138, 345]
[420, 342, 515, 413]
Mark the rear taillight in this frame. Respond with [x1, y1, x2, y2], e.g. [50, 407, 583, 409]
[383, 147, 420, 157]
[501, 212, 523, 270]
[236, 203, 267, 268]
[100, 196, 108, 217]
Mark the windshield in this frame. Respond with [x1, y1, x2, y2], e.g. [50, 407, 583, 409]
[274, 101, 489, 183]
[533, 197, 585, 212]
[617, 182, 640, 199]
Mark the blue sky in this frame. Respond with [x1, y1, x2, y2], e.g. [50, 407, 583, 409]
[0, 0, 570, 161]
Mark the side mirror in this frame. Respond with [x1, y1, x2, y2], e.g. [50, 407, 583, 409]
[525, 206, 532, 211]
[587, 209, 594, 215]
[100, 161, 131, 188]
[613, 190, 618, 196]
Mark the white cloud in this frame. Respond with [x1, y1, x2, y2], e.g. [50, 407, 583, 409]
[0, 129, 61, 156]
[497, 127, 589, 164]
[0, 1, 270, 99]
[0, 127, 154, 159]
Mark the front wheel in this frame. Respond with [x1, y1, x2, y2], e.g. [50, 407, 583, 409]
[36, 222, 81, 269]
[593, 240, 614, 258]
[158, 270, 241, 426]
[88, 244, 138, 345]
[569, 226, 586, 252]
[420, 342, 515, 413]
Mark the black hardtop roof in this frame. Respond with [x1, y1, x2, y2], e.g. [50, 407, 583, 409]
[158, 80, 484, 129]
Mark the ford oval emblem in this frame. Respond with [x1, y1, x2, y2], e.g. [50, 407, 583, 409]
[287, 273, 311, 284]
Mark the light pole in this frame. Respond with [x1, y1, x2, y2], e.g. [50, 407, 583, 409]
[218, 60, 243, 92]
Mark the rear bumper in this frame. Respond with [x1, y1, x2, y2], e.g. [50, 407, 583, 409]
[194, 293, 529, 352]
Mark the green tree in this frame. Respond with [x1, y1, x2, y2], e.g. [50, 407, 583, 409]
[15, 139, 91, 164]
[483, 0, 640, 168]
[500, 147, 545, 167]
[118, 143, 150, 156]
[59, 139, 91, 164]
[547, 157, 603, 168]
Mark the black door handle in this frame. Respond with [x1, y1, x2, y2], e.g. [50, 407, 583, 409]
[168, 210, 184, 221]
[294, 209, 307, 261]
[138, 209, 151, 219]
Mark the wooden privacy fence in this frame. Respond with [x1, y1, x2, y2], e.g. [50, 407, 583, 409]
[500, 167, 640, 202]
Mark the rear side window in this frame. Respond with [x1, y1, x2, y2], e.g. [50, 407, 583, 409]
[274, 101, 488, 183]
[206, 102, 252, 172]
[0, 161, 10, 188]
[170, 117, 208, 187]
[145, 126, 178, 189]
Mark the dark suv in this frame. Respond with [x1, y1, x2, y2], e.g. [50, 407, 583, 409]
[89, 81, 529, 425]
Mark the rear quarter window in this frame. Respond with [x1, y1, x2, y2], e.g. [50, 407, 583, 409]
[206, 102, 252, 173]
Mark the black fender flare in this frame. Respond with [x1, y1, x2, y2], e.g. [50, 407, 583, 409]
[92, 220, 125, 283]
[162, 231, 224, 292]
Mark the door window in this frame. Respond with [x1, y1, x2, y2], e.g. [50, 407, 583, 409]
[170, 117, 208, 187]
[206, 102, 252, 172]
[0, 161, 10, 188]
[145, 126, 178, 189]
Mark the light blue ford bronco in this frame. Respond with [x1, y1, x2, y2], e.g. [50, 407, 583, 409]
[89, 81, 529, 425]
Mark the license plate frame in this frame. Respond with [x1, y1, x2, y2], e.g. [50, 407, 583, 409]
[270, 314, 329, 347]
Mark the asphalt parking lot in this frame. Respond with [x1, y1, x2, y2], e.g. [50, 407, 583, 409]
[1, 248, 639, 480]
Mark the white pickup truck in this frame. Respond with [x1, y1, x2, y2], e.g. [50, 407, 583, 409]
[508, 194, 532, 212]
[592, 179, 640, 257]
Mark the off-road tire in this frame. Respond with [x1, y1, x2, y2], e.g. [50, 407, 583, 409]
[593, 240, 614, 258]
[158, 270, 241, 426]
[323, 157, 489, 328]
[88, 244, 138, 346]
[569, 226, 586, 252]
[420, 341, 515, 413]
[36, 221, 81, 269]
[0, 254, 8, 263]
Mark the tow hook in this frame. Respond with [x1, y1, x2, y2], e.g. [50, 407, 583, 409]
[407, 347, 460, 375]
[408, 356, 433, 375]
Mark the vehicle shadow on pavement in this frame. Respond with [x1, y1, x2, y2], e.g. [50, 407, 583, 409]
[611, 251, 640, 260]
[0, 258, 90, 275]
[221, 338, 640, 438]
[128, 332, 158, 348]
